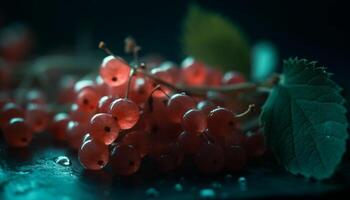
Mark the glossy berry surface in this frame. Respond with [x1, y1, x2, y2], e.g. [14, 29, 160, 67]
[78, 139, 109, 170]
[90, 113, 120, 145]
[222, 71, 246, 85]
[50, 113, 70, 141]
[25, 103, 49, 133]
[3, 118, 33, 147]
[167, 93, 195, 123]
[109, 98, 139, 130]
[207, 107, 237, 136]
[181, 57, 207, 86]
[177, 131, 201, 155]
[110, 145, 141, 176]
[100, 55, 131, 87]
[121, 130, 151, 158]
[181, 109, 207, 134]
[76, 88, 100, 112]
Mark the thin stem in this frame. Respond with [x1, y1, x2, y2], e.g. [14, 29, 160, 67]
[99, 41, 115, 56]
[235, 104, 255, 118]
[149, 84, 171, 99]
[125, 69, 136, 99]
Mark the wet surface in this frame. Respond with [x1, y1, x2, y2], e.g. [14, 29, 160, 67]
[1, 134, 349, 200]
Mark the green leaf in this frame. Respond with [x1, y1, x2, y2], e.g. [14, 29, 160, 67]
[260, 58, 348, 180]
[182, 5, 250, 76]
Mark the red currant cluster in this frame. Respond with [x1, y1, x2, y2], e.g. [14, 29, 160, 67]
[0, 40, 265, 176]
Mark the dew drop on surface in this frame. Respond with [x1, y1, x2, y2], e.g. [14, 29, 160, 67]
[199, 188, 216, 199]
[174, 183, 183, 192]
[145, 187, 159, 198]
[225, 174, 233, 181]
[55, 156, 72, 166]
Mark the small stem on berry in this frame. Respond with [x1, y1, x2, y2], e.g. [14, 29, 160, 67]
[125, 69, 136, 99]
[150, 84, 171, 99]
[235, 104, 255, 118]
[99, 41, 116, 57]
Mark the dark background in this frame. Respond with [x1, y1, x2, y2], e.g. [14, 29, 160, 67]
[1, 0, 349, 84]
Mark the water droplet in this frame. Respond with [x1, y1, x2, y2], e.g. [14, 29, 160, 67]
[326, 135, 330, 139]
[199, 188, 216, 199]
[145, 187, 159, 198]
[174, 183, 183, 192]
[55, 156, 71, 166]
[238, 177, 247, 191]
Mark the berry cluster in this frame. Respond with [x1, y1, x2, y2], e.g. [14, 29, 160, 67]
[0, 39, 265, 175]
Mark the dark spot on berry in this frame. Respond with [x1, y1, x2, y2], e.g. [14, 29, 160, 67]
[152, 82, 157, 87]
[112, 76, 117, 82]
[129, 160, 135, 166]
[113, 116, 118, 121]
[162, 99, 167, 106]
[21, 137, 28, 143]
[97, 160, 104, 166]
[104, 126, 111, 132]
[228, 121, 235, 126]
[83, 99, 89, 105]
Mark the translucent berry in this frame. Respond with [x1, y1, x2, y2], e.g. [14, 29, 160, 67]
[78, 139, 109, 170]
[222, 71, 246, 85]
[50, 113, 70, 141]
[109, 98, 139, 129]
[245, 131, 266, 157]
[206, 68, 223, 86]
[97, 96, 116, 113]
[76, 88, 100, 112]
[121, 130, 151, 158]
[25, 103, 49, 133]
[66, 121, 89, 150]
[167, 93, 196, 123]
[90, 113, 120, 145]
[197, 100, 217, 116]
[100, 55, 131, 87]
[224, 145, 247, 171]
[0, 102, 24, 127]
[177, 131, 201, 155]
[110, 145, 141, 176]
[195, 142, 224, 173]
[181, 57, 207, 86]
[181, 109, 207, 134]
[3, 118, 33, 147]
[69, 103, 94, 123]
[154, 143, 183, 172]
[207, 107, 237, 136]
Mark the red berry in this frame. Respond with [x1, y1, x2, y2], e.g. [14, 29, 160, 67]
[109, 98, 139, 130]
[195, 142, 224, 173]
[177, 131, 201, 155]
[181, 109, 207, 134]
[121, 130, 151, 158]
[50, 113, 70, 141]
[167, 93, 196, 123]
[197, 100, 217, 116]
[69, 103, 94, 123]
[0, 102, 24, 128]
[181, 57, 207, 86]
[76, 88, 100, 112]
[222, 71, 246, 85]
[245, 131, 266, 157]
[207, 107, 237, 136]
[110, 145, 141, 176]
[66, 121, 88, 150]
[100, 55, 131, 87]
[97, 96, 116, 113]
[205, 68, 223, 86]
[224, 145, 247, 171]
[25, 103, 50, 133]
[154, 143, 183, 172]
[78, 139, 109, 170]
[3, 118, 33, 147]
[90, 113, 120, 145]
